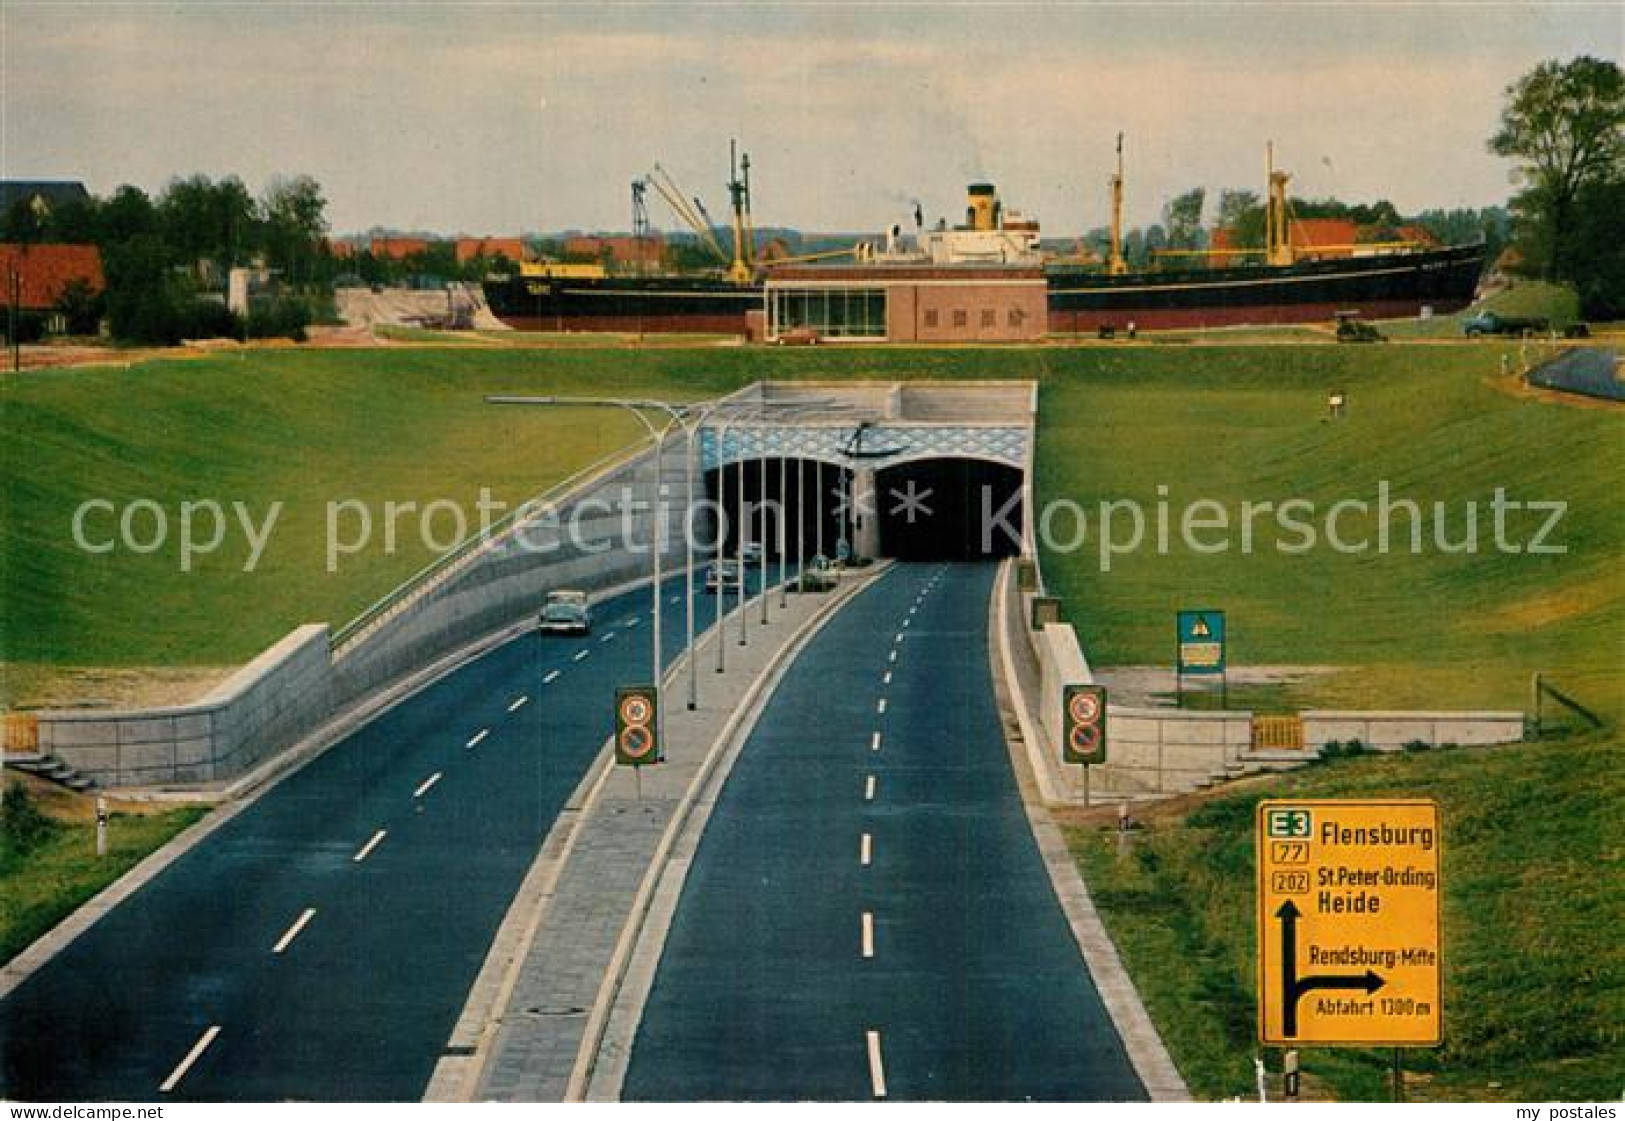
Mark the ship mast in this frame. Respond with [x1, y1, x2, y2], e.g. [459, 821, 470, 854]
[1264, 141, 1296, 267]
[1107, 132, 1128, 275]
[726, 140, 754, 285]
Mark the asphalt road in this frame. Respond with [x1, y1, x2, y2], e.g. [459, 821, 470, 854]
[622, 562, 1147, 1101]
[0, 567, 772, 1102]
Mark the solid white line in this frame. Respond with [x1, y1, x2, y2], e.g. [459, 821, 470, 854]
[861, 912, 874, 959]
[866, 1030, 887, 1099]
[414, 772, 442, 799]
[573, 649, 590, 662]
[864, 774, 876, 801]
[353, 829, 387, 863]
[876, 699, 887, 715]
[543, 670, 561, 684]
[466, 729, 489, 749]
[870, 732, 882, 753]
[159, 1025, 221, 1093]
[272, 907, 317, 955]
[860, 833, 872, 866]
[508, 695, 529, 712]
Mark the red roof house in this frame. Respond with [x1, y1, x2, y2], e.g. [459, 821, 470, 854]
[0, 243, 105, 310]
[455, 237, 527, 264]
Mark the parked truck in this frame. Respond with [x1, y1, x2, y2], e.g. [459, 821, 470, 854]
[1463, 311, 1551, 337]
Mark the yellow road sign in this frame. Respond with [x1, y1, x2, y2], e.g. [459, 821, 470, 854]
[1256, 799, 1442, 1047]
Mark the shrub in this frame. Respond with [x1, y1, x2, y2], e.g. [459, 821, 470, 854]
[1, 783, 54, 856]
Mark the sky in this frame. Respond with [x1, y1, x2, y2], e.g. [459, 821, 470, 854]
[3, 2, 1621, 237]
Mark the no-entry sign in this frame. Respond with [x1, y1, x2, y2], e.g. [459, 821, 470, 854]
[1256, 799, 1442, 1047]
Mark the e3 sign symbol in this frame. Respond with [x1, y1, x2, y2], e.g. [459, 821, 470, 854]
[615, 685, 661, 766]
[1062, 683, 1107, 765]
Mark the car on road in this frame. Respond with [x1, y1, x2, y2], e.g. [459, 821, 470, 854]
[740, 541, 766, 567]
[704, 560, 743, 593]
[1463, 310, 1550, 337]
[538, 589, 591, 635]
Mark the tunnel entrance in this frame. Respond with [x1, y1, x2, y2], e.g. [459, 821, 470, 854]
[875, 458, 1024, 560]
[704, 459, 852, 561]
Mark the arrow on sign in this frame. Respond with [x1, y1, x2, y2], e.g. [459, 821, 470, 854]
[1276, 900, 1386, 1037]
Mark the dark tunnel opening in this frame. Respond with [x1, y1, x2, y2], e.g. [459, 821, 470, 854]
[704, 459, 852, 561]
[875, 458, 1024, 561]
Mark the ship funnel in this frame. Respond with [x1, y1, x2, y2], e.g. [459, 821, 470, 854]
[966, 183, 997, 231]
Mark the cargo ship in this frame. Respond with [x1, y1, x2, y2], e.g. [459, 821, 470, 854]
[483, 142, 1486, 335]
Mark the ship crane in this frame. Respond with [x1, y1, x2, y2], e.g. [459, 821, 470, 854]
[641, 163, 732, 268]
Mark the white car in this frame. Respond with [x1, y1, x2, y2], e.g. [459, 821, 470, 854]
[538, 589, 591, 635]
[705, 560, 743, 593]
[740, 542, 766, 567]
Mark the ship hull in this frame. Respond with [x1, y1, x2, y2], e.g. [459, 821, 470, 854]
[483, 244, 1485, 335]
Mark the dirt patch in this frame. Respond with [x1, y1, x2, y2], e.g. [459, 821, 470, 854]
[1, 663, 236, 711]
[1477, 571, 1620, 631]
[1092, 664, 1338, 708]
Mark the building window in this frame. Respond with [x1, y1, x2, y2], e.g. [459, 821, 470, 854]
[923, 309, 939, 328]
[953, 309, 968, 328]
[1007, 308, 1023, 327]
[767, 285, 886, 340]
[981, 308, 996, 328]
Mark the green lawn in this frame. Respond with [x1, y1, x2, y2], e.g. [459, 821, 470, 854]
[1067, 718, 1623, 1101]
[1379, 280, 1582, 339]
[3, 344, 1620, 720]
[0, 785, 207, 966]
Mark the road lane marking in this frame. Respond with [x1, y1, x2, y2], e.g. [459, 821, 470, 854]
[862, 912, 875, 958]
[876, 699, 887, 715]
[883, 671, 892, 685]
[508, 695, 529, 712]
[865, 774, 876, 801]
[600, 632, 615, 643]
[902, 619, 910, 629]
[889, 650, 898, 663]
[272, 907, 317, 955]
[893, 633, 904, 645]
[414, 772, 443, 799]
[861, 832, 872, 866]
[623, 616, 639, 627]
[866, 1030, 887, 1099]
[574, 650, 590, 662]
[466, 729, 489, 749]
[543, 670, 561, 684]
[353, 830, 387, 863]
[670, 595, 681, 604]
[160, 1025, 221, 1093]
[870, 732, 882, 753]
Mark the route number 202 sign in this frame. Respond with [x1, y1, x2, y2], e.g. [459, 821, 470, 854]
[1256, 799, 1442, 1047]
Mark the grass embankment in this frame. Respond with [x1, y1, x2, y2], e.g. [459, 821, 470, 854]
[1067, 716, 1623, 1101]
[3, 344, 1619, 717]
[1380, 280, 1582, 339]
[1035, 345, 1623, 715]
[0, 776, 206, 966]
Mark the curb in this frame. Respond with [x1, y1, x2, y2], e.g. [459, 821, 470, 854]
[989, 558, 1191, 1102]
[568, 565, 892, 1101]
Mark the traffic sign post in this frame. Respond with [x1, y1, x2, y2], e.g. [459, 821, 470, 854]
[1176, 609, 1226, 706]
[1062, 683, 1107, 806]
[1256, 799, 1442, 1051]
[615, 685, 663, 768]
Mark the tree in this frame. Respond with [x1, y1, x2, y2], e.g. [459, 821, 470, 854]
[261, 175, 329, 286]
[1490, 56, 1625, 282]
[1162, 188, 1206, 251]
[1216, 188, 1265, 249]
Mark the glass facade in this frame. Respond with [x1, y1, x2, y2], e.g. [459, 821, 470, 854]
[768, 286, 887, 339]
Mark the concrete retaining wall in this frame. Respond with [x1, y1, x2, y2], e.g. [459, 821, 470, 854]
[1303, 710, 1525, 750]
[39, 625, 333, 786]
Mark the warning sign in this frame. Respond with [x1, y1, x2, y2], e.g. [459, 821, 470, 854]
[1257, 799, 1442, 1047]
[1177, 609, 1226, 674]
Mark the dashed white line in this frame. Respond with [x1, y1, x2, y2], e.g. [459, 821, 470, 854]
[542, 670, 561, 684]
[353, 829, 387, 863]
[466, 729, 489, 749]
[159, 1025, 221, 1093]
[508, 695, 529, 712]
[670, 595, 681, 604]
[272, 907, 317, 955]
[623, 616, 639, 627]
[860, 832, 872, 866]
[864, 774, 876, 801]
[902, 618, 910, 629]
[573, 649, 590, 662]
[866, 1030, 887, 1099]
[882, 671, 892, 686]
[413, 771, 443, 799]
[893, 633, 904, 645]
[889, 650, 898, 663]
[870, 732, 882, 753]
[861, 911, 875, 959]
[600, 632, 615, 643]
[876, 699, 887, 715]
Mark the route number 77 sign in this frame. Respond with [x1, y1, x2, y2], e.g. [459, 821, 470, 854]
[1256, 799, 1442, 1047]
